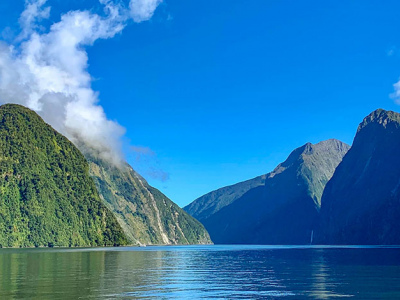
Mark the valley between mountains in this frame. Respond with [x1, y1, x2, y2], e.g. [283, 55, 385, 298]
[185, 108, 400, 245]
[0, 103, 399, 247]
[0, 104, 210, 247]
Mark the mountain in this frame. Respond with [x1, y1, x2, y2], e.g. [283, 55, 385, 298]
[0, 104, 128, 247]
[185, 139, 350, 244]
[184, 175, 267, 222]
[82, 149, 212, 245]
[317, 109, 400, 245]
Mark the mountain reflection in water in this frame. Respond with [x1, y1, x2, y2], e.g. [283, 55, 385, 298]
[0, 245, 399, 299]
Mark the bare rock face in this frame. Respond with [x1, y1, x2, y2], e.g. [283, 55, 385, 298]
[82, 148, 212, 246]
[185, 139, 349, 244]
[317, 109, 400, 245]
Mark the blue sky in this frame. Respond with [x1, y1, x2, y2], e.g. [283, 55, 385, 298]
[1, 0, 400, 207]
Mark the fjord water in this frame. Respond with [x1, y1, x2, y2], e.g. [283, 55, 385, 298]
[0, 246, 399, 299]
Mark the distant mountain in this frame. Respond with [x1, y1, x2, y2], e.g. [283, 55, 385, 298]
[185, 139, 350, 244]
[0, 104, 128, 247]
[82, 150, 212, 245]
[184, 175, 267, 222]
[317, 109, 400, 245]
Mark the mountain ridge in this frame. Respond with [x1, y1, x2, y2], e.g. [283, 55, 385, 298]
[82, 147, 212, 246]
[317, 109, 400, 244]
[186, 139, 350, 244]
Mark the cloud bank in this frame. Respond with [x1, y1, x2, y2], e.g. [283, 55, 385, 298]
[0, 0, 162, 164]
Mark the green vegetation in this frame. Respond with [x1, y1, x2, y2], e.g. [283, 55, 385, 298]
[0, 104, 128, 247]
[82, 148, 212, 245]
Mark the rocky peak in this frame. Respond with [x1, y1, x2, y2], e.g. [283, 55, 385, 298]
[269, 139, 350, 180]
[358, 109, 400, 132]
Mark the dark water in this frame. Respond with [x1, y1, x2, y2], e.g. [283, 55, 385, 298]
[0, 245, 399, 299]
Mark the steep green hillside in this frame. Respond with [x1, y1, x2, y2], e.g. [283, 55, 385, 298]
[0, 104, 128, 247]
[82, 149, 212, 245]
[186, 139, 349, 244]
[317, 109, 400, 244]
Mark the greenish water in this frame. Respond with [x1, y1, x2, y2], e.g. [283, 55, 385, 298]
[0, 245, 399, 299]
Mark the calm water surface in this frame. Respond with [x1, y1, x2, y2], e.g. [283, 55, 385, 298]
[0, 245, 399, 299]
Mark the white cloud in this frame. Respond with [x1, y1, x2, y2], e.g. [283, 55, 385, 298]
[392, 81, 400, 104]
[0, 0, 162, 165]
[129, 0, 163, 23]
[19, 0, 51, 40]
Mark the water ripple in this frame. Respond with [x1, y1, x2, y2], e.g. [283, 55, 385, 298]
[0, 245, 399, 299]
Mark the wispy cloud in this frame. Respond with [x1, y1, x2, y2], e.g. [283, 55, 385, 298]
[387, 46, 396, 57]
[392, 81, 400, 104]
[130, 146, 170, 182]
[129, 0, 163, 22]
[18, 0, 51, 40]
[0, 0, 162, 165]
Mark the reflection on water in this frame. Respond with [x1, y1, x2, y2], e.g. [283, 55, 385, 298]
[0, 245, 399, 299]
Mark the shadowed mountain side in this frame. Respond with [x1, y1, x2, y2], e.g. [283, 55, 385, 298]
[80, 149, 212, 246]
[189, 139, 350, 244]
[184, 175, 267, 222]
[317, 109, 400, 245]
